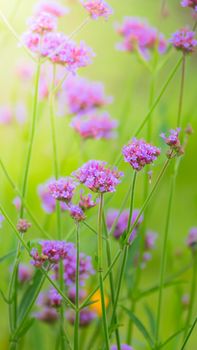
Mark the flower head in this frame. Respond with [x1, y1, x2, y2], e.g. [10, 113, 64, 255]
[48, 177, 78, 203]
[34, 307, 58, 323]
[34, 1, 69, 17]
[106, 209, 143, 241]
[181, 0, 197, 12]
[16, 219, 32, 233]
[67, 204, 86, 222]
[122, 138, 160, 171]
[27, 12, 57, 34]
[70, 112, 118, 140]
[116, 17, 167, 60]
[64, 75, 112, 115]
[38, 180, 67, 213]
[170, 28, 197, 54]
[79, 191, 97, 210]
[187, 227, 197, 250]
[18, 264, 34, 283]
[0, 105, 13, 125]
[81, 0, 113, 20]
[111, 344, 133, 350]
[161, 129, 184, 158]
[66, 308, 96, 326]
[38, 289, 62, 308]
[145, 231, 157, 250]
[73, 160, 123, 193]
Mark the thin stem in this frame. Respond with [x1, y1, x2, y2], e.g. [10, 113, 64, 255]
[110, 172, 137, 337]
[103, 215, 121, 350]
[155, 173, 176, 346]
[98, 193, 110, 350]
[74, 223, 80, 350]
[181, 317, 197, 350]
[183, 254, 197, 341]
[177, 54, 186, 127]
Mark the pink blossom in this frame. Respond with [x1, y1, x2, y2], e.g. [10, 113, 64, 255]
[27, 12, 57, 34]
[38, 180, 67, 213]
[18, 264, 34, 283]
[34, 1, 69, 17]
[12, 197, 21, 211]
[81, 0, 113, 20]
[16, 219, 32, 233]
[48, 177, 78, 203]
[79, 191, 97, 210]
[169, 28, 197, 53]
[67, 204, 86, 222]
[66, 308, 96, 326]
[187, 227, 197, 248]
[0, 105, 13, 125]
[181, 0, 197, 11]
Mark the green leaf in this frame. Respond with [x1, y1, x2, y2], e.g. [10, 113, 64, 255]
[159, 326, 187, 349]
[144, 303, 156, 337]
[17, 318, 35, 339]
[121, 305, 154, 348]
[0, 250, 16, 263]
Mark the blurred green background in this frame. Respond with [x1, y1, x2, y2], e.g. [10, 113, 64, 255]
[0, 0, 196, 349]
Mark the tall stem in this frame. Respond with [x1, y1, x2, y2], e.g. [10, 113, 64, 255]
[110, 172, 137, 336]
[74, 223, 80, 350]
[177, 54, 186, 128]
[98, 193, 110, 350]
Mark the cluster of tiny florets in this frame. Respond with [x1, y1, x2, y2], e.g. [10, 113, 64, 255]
[116, 17, 167, 60]
[122, 138, 160, 171]
[181, 0, 197, 11]
[71, 112, 118, 140]
[73, 160, 123, 193]
[66, 308, 97, 327]
[79, 191, 97, 210]
[38, 179, 67, 213]
[187, 227, 197, 250]
[169, 28, 197, 53]
[18, 264, 34, 283]
[34, 0, 69, 17]
[48, 177, 78, 203]
[27, 12, 57, 34]
[81, 0, 113, 20]
[16, 219, 32, 233]
[161, 129, 184, 158]
[67, 204, 86, 222]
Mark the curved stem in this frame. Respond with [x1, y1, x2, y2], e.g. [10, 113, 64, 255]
[74, 223, 80, 350]
[98, 193, 110, 350]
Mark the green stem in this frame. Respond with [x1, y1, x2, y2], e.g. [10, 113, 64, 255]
[98, 193, 110, 350]
[103, 215, 121, 349]
[177, 54, 186, 127]
[110, 172, 137, 336]
[181, 317, 197, 350]
[74, 223, 80, 350]
[183, 254, 197, 341]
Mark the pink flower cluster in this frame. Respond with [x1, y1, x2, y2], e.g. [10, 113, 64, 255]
[66, 308, 96, 327]
[116, 17, 167, 60]
[170, 28, 197, 54]
[79, 191, 97, 210]
[81, 0, 113, 20]
[63, 75, 112, 115]
[18, 264, 34, 283]
[38, 180, 67, 213]
[67, 204, 86, 222]
[16, 219, 32, 233]
[140, 231, 157, 269]
[27, 12, 57, 34]
[73, 160, 123, 193]
[111, 345, 133, 350]
[181, 0, 197, 11]
[187, 227, 197, 249]
[106, 209, 143, 242]
[71, 112, 118, 140]
[34, 1, 69, 17]
[48, 177, 78, 203]
[122, 138, 160, 171]
[161, 129, 184, 157]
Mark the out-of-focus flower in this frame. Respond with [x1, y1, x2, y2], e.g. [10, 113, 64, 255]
[122, 138, 160, 171]
[0, 105, 13, 125]
[38, 180, 67, 214]
[63, 75, 112, 115]
[116, 17, 167, 60]
[181, 0, 197, 12]
[34, 307, 59, 323]
[27, 12, 57, 34]
[71, 112, 118, 140]
[111, 345, 134, 350]
[12, 197, 21, 211]
[68, 286, 87, 303]
[145, 231, 157, 250]
[16, 219, 32, 233]
[169, 28, 197, 54]
[0, 214, 4, 228]
[79, 191, 97, 210]
[81, 0, 113, 20]
[66, 308, 97, 326]
[106, 209, 143, 242]
[187, 227, 197, 250]
[48, 177, 78, 203]
[18, 264, 34, 283]
[15, 102, 27, 125]
[38, 289, 62, 308]
[161, 129, 184, 158]
[181, 294, 190, 308]
[34, 1, 70, 17]
[73, 160, 123, 193]
[67, 204, 86, 222]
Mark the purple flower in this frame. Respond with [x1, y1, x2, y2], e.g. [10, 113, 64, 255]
[0, 214, 4, 228]
[34, 307, 59, 323]
[79, 191, 97, 210]
[16, 219, 32, 233]
[111, 345, 134, 350]
[27, 12, 57, 34]
[63, 75, 112, 115]
[37, 289, 62, 308]
[67, 204, 86, 222]
[48, 177, 78, 203]
[169, 28, 197, 54]
[68, 287, 87, 303]
[81, 0, 113, 20]
[187, 227, 197, 249]
[122, 138, 160, 171]
[73, 160, 123, 193]
[70, 112, 118, 140]
[18, 264, 34, 283]
[116, 17, 167, 60]
[161, 129, 184, 158]
[34, 1, 69, 17]
[62, 252, 94, 286]
[145, 231, 157, 250]
[66, 308, 97, 326]
[181, 0, 197, 11]
[38, 180, 67, 213]
[106, 209, 143, 241]
[0, 105, 13, 125]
